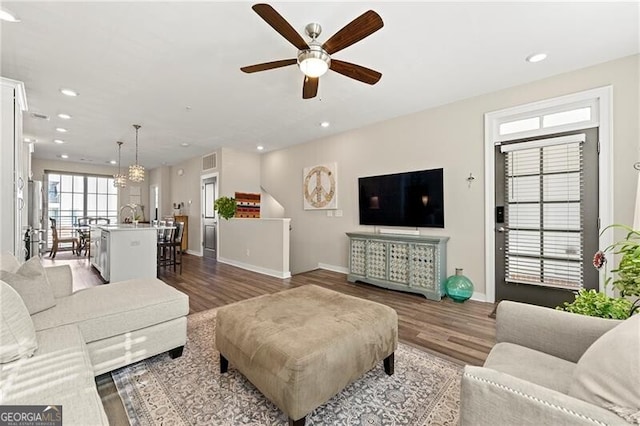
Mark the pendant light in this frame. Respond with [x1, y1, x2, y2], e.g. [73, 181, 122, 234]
[113, 141, 127, 188]
[128, 124, 145, 182]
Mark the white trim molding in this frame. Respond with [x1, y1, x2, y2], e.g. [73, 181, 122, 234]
[484, 86, 614, 303]
[317, 263, 349, 274]
[218, 256, 292, 279]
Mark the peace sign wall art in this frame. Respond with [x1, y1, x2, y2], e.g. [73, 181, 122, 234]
[303, 162, 338, 210]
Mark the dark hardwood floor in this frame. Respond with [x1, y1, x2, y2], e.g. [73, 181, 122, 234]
[43, 252, 496, 366]
[44, 251, 496, 425]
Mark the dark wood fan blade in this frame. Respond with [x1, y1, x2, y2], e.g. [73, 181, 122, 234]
[330, 59, 381, 85]
[302, 76, 319, 99]
[241, 59, 297, 73]
[322, 10, 383, 55]
[252, 4, 309, 50]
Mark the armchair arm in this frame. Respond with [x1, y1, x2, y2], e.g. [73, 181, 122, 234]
[460, 366, 625, 426]
[44, 265, 73, 298]
[496, 301, 621, 362]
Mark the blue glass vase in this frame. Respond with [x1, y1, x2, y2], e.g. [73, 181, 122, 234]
[445, 268, 474, 303]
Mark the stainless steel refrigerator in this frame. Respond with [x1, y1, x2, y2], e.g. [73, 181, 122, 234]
[26, 180, 45, 258]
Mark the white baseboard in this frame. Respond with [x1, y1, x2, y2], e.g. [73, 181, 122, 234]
[317, 263, 349, 274]
[217, 256, 292, 279]
[470, 291, 487, 302]
[186, 249, 202, 257]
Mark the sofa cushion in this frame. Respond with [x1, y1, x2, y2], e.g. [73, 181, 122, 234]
[0, 324, 108, 425]
[31, 278, 189, 342]
[568, 314, 640, 423]
[0, 281, 38, 363]
[0, 250, 20, 273]
[484, 342, 576, 394]
[0, 257, 56, 314]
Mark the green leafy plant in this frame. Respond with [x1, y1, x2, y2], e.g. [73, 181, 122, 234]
[602, 224, 640, 298]
[558, 289, 633, 320]
[557, 224, 640, 319]
[214, 196, 237, 220]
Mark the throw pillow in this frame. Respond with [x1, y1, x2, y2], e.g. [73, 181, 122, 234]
[0, 280, 38, 363]
[0, 250, 21, 273]
[568, 314, 640, 423]
[0, 257, 56, 314]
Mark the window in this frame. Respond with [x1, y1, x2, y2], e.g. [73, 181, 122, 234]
[501, 134, 585, 289]
[46, 172, 118, 245]
[496, 103, 596, 140]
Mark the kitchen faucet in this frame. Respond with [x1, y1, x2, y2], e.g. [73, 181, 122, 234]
[119, 204, 139, 223]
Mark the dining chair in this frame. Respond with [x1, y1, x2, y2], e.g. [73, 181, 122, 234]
[170, 221, 184, 274]
[76, 217, 91, 256]
[48, 218, 78, 259]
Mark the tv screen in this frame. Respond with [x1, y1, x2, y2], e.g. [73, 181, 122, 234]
[358, 168, 444, 228]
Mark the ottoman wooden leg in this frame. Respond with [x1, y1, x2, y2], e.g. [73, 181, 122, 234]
[169, 345, 184, 359]
[384, 352, 395, 376]
[220, 353, 229, 374]
[289, 417, 305, 426]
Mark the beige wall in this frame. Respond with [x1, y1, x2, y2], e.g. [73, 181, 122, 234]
[148, 165, 172, 220]
[31, 158, 150, 221]
[218, 218, 291, 278]
[170, 156, 202, 254]
[220, 147, 261, 197]
[261, 55, 640, 296]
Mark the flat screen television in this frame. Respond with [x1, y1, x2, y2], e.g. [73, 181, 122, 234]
[358, 168, 444, 228]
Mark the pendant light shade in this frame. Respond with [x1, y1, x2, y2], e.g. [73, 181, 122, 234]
[128, 124, 145, 182]
[113, 141, 127, 188]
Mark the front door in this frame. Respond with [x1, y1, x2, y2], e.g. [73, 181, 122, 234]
[202, 177, 217, 259]
[495, 128, 599, 308]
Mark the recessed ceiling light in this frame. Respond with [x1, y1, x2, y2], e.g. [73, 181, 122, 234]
[320, 121, 330, 128]
[60, 154, 69, 159]
[180, 142, 190, 147]
[526, 53, 547, 63]
[53, 139, 65, 144]
[109, 160, 117, 165]
[59, 88, 78, 97]
[257, 145, 264, 151]
[57, 113, 72, 120]
[55, 127, 68, 133]
[0, 9, 20, 22]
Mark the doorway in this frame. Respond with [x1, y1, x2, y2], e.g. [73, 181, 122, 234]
[202, 175, 218, 259]
[484, 86, 613, 303]
[494, 129, 599, 307]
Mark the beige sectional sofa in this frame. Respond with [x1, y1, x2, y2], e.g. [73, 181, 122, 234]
[460, 301, 639, 425]
[0, 251, 189, 425]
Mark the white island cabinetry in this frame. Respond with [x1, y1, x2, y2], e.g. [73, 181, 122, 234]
[90, 225, 159, 283]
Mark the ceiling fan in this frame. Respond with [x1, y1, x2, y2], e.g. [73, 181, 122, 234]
[241, 3, 384, 99]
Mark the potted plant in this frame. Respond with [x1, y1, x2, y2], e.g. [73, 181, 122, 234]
[214, 196, 237, 220]
[558, 224, 640, 319]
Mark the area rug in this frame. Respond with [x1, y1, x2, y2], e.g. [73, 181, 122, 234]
[112, 309, 462, 425]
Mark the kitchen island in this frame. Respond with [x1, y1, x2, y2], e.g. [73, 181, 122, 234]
[90, 224, 172, 283]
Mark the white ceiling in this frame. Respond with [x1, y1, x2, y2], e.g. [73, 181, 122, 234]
[1, 2, 638, 169]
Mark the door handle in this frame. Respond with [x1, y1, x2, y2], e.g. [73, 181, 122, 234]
[496, 226, 506, 233]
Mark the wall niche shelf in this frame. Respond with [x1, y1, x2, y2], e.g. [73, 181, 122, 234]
[346, 232, 449, 301]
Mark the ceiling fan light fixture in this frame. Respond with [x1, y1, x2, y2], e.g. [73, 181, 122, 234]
[298, 46, 330, 78]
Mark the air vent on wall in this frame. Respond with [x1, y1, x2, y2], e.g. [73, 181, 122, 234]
[30, 112, 50, 120]
[202, 152, 217, 171]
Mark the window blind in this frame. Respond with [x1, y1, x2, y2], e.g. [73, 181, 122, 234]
[502, 134, 585, 289]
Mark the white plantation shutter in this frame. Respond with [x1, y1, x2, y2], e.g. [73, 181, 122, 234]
[501, 134, 585, 289]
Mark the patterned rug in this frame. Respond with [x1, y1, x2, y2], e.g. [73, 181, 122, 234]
[112, 309, 462, 425]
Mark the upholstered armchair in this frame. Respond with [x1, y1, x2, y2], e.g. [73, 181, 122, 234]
[460, 301, 639, 425]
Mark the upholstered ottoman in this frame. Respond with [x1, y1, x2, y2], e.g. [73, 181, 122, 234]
[216, 285, 398, 426]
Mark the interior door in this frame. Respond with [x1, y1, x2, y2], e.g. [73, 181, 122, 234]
[495, 128, 599, 308]
[202, 177, 217, 259]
